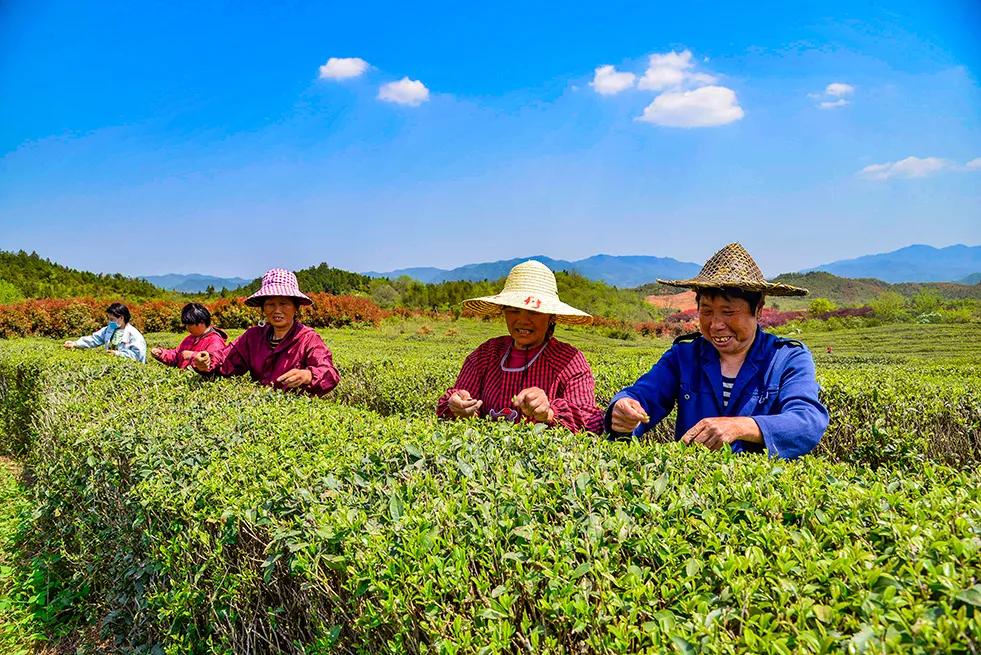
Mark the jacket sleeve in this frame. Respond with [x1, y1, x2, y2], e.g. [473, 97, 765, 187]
[604, 347, 680, 438]
[205, 333, 250, 378]
[113, 328, 146, 363]
[203, 332, 228, 360]
[751, 347, 828, 459]
[156, 347, 180, 366]
[437, 344, 490, 420]
[73, 326, 109, 349]
[549, 351, 604, 434]
[302, 336, 340, 396]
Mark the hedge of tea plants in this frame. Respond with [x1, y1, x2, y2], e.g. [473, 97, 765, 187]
[0, 339, 979, 654]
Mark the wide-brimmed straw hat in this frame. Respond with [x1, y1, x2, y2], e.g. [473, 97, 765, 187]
[463, 260, 592, 325]
[657, 243, 808, 297]
[245, 268, 314, 307]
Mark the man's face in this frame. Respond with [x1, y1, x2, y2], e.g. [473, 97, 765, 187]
[697, 293, 761, 357]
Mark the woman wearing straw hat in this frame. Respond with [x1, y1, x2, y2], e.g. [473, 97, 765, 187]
[437, 260, 604, 433]
[191, 269, 340, 396]
[607, 243, 828, 459]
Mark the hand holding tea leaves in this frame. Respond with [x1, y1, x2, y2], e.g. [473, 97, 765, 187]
[192, 351, 211, 372]
[611, 397, 649, 433]
[150, 347, 164, 359]
[512, 387, 554, 423]
[277, 368, 313, 389]
[681, 416, 762, 451]
[448, 390, 482, 418]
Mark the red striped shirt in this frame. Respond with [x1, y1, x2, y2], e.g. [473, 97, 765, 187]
[437, 336, 604, 433]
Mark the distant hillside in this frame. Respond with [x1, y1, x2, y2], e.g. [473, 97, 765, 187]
[367, 254, 701, 287]
[143, 273, 251, 293]
[234, 263, 372, 295]
[805, 244, 981, 283]
[0, 250, 164, 300]
[958, 272, 981, 285]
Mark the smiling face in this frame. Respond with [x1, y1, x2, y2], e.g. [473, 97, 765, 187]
[262, 296, 298, 331]
[697, 293, 762, 358]
[503, 307, 554, 349]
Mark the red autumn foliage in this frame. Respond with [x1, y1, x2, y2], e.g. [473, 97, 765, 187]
[0, 294, 388, 338]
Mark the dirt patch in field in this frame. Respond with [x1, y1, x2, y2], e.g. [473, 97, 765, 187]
[645, 291, 696, 311]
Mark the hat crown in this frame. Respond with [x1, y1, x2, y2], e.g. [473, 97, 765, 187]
[696, 243, 765, 284]
[500, 260, 559, 296]
[260, 268, 300, 289]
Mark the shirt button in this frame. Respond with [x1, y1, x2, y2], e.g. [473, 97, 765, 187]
[684, 393, 690, 400]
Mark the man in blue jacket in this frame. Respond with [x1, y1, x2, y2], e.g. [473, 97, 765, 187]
[606, 243, 828, 459]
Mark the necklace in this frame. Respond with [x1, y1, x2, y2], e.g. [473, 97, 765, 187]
[500, 340, 548, 373]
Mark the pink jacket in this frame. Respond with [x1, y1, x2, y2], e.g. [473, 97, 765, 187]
[204, 322, 340, 397]
[156, 328, 228, 369]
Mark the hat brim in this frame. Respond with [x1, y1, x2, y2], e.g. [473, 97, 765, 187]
[462, 293, 592, 325]
[655, 278, 808, 297]
[245, 291, 314, 307]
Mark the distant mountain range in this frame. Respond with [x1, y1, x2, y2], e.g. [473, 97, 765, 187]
[803, 244, 980, 283]
[367, 254, 702, 287]
[141, 273, 252, 293]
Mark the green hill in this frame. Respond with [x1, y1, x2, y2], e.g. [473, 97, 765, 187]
[234, 263, 373, 296]
[637, 271, 981, 310]
[0, 250, 165, 301]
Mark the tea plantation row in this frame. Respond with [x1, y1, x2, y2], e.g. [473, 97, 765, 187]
[0, 338, 978, 653]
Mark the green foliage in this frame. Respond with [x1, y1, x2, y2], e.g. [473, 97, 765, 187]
[0, 460, 45, 654]
[870, 291, 909, 322]
[0, 250, 164, 300]
[0, 280, 24, 305]
[807, 297, 837, 316]
[1, 324, 979, 652]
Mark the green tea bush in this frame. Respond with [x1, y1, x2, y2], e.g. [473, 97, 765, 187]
[0, 341, 979, 653]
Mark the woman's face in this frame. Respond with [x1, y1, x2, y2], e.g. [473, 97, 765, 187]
[107, 313, 125, 328]
[697, 294, 762, 358]
[504, 307, 554, 349]
[262, 296, 297, 330]
[185, 322, 209, 337]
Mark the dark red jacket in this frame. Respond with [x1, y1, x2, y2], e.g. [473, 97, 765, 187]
[155, 328, 228, 369]
[204, 322, 340, 396]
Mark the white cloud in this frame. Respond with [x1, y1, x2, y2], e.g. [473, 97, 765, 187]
[819, 98, 850, 110]
[637, 85, 744, 127]
[378, 77, 430, 106]
[637, 50, 694, 91]
[966, 157, 981, 170]
[590, 65, 636, 95]
[858, 156, 951, 180]
[825, 82, 855, 97]
[318, 57, 369, 80]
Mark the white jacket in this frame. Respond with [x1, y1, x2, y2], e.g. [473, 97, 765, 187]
[73, 323, 147, 363]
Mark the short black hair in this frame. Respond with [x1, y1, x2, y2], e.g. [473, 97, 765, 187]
[695, 287, 764, 314]
[181, 302, 212, 326]
[106, 302, 131, 323]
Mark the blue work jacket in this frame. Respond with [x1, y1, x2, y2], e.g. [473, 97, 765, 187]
[605, 328, 829, 459]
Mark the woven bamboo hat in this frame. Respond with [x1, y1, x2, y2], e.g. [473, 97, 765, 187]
[463, 260, 592, 325]
[657, 243, 808, 297]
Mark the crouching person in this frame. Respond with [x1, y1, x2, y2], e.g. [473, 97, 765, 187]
[191, 269, 340, 396]
[151, 302, 227, 368]
[606, 243, 828, 459]
[64, 302, 147, 363]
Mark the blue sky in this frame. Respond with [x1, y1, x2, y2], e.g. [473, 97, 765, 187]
[1, 1, 979, 278]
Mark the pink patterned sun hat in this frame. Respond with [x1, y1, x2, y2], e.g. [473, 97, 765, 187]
[245, 269, 313, 307]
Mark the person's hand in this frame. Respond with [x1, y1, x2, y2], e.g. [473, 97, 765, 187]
[150, 347, 164, 359]
[610, 398, 650, 434]
[277, 368, 313, 389]
[448, 390, 482, 418]
[192, 351, 211, 372]
[180, 350, 195, 361]
[63, 341, 76, 349]
[681, 417, 762, 451]
[512, 387, 553, 423]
